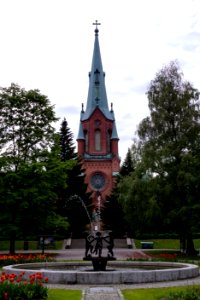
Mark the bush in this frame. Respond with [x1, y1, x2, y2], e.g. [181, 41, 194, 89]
[0, 271, 48, 300]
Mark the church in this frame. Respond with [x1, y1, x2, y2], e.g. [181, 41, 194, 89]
[77, 21, 120, 223]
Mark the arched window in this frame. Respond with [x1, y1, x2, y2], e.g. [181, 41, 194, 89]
[84, 130, 88, 152]
[95, 129, 101, 151]
[107, 129, 112, 152]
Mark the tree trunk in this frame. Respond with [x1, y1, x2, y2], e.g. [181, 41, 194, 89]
[9, 231, 16, 254]
[180, 234, 186, 254]
[186, 233, 197, 255]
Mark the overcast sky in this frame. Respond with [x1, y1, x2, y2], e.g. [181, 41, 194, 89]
[0, 0, 200, 161]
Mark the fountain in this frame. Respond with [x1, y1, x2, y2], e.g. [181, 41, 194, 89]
[2, 198, 199, 284]
[3, 260, 199, 284]
[3, 232, 199, 284]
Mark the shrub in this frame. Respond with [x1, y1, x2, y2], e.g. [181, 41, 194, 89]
[0, 271, 48, 300]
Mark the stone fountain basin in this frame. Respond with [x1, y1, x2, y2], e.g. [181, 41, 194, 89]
[3, 261, 199, 284]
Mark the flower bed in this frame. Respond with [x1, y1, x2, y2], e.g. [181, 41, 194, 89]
[0, 254, 53, 267]
[0, 271, 48, 300]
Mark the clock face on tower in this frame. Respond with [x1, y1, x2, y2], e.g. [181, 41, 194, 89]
[90, 173, 106, 190]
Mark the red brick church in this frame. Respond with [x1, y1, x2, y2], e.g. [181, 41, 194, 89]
[77, 21, 120, 219]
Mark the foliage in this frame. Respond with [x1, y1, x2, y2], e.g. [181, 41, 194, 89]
[120, 147, 135, 176]
[0, 83, 73, 253]
[59, 118, 76, 161]
[102, 188, 128, 236]
[117, 61, 200, 254]
[0, 83, 58, 169]
[0, 152, 73, 251]
[57, 118, 92, 237]
[0, 271, 48, 300]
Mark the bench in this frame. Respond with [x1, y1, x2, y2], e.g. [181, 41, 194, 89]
[141, 241, 154, 249]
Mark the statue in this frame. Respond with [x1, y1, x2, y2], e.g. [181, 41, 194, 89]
[104, 232, 114, 257]
[93, 231, 103, 257]
[84, 232, 95, 258]
[83, 231, 116, 271]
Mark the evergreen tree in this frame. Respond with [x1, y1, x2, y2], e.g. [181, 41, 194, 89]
[58, 118, 92, 237]
[120, 148, 134, 176]
[59, 118, 76, 161]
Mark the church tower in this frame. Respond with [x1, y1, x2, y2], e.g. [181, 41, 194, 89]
[77, 21, 120, 220]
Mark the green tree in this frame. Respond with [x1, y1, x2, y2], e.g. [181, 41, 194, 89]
[120, 148, 135, 176]
[58, 118, 92, 237]
[117, 168, 164, 237]
[59, 118, 76, 161]
[136, 61, 200, 253]
[0, 83, 71, 253]
[0, 156, 73, 252]
[0, 83, 57, 170]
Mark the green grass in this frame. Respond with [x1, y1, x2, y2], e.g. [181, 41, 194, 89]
[48, 289, 82, 300]
[47, 286, 200, 300]
[0, 240, 63, 251]
[134, 239, 200, 250]
[122, 285, 200, 300]
[135, 239, 179, 249]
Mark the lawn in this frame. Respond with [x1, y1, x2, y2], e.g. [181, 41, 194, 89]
[122, 285, 200, 300]
[0, 240, 63, 251]
[48, 289, 82, 300]
[47, 286, 200, 300]
[134, 239, 200, 250]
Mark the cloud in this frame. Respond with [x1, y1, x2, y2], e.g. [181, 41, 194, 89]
[56, 105, 80, 116]
[168, 31, 200, 52]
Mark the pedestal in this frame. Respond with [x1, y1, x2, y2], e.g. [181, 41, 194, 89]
[83, 256, 116, 271]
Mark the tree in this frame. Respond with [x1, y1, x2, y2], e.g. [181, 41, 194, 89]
[120, 148, 135, 176]
[136, 61, 200, 253]
[0, 83, 58, 170]
[0, 83, 66, 253]
[0, 155, 73, 252]
[59, 118, 76, 161]
[117, 167, 165, 237]
[57, 118, 92, 237]
[101, 189, 128, 237]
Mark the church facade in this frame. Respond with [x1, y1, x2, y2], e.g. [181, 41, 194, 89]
[77, 22, 120, 212]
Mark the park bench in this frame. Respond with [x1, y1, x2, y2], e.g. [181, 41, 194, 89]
[141, 241, 154, 249]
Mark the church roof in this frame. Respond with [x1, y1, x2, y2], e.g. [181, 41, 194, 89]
[77, 21, 119, 140]
[81, 21, 114, 121]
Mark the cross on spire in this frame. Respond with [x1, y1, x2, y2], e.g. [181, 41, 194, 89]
[93, 20, 101, 36]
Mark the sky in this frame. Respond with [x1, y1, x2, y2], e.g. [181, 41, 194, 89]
[0, 0, 200, 162]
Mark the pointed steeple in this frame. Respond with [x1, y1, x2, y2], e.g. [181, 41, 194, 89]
[81, 21, 113, 121]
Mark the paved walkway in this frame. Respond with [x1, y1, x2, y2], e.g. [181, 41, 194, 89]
[82, 286, 124, 300]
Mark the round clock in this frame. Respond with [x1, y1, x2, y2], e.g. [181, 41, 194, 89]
[91, 173, 105, 190]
